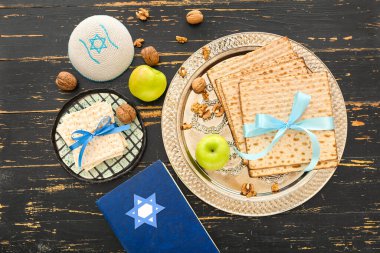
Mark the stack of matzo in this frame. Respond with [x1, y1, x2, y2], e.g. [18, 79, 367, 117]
[57, 102, 128, 171]
[207, 37, 337, 177]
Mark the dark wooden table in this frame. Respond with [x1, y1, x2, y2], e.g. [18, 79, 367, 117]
[1, 1, 379, 252]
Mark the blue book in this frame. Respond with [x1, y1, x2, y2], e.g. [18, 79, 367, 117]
[96, 160, 219, 253]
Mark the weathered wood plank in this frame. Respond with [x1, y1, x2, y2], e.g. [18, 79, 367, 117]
[0, 50, 379, 112]
[0, 164, 379, 252]
[0, 102, 378, 168]
[0, 213, 379, 252]
[0, 1, 378, 59]
[0, 163, 379, 218]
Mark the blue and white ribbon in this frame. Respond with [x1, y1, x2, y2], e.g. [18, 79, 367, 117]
[69, 116, 130, 169]
[236, 91, 335, 172]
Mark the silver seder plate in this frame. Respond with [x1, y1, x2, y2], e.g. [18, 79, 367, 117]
[162, 32, 347, 216]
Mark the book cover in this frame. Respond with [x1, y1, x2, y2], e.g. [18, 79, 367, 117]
[96, 160, 219, 253]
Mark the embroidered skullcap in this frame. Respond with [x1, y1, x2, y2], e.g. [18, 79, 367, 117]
[68, 15, 134, 81]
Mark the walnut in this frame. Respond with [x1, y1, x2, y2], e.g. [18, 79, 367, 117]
[141, 46, 159, 66]
[133, 38, 144, 48]
[178, 67, 187, 78]
[55, 71, 77, 91]
[213, 103, 224, 117]
[241, 183, 256, 198]
[202, 109, 211, 120]
[186, 10, 204, 25]
[201, 91, 209, 101]
[181, 123, 192, 130]
[136, 8, 149, 21]
[202, 46, 211, 60]
[191, 102, 207, 117]
[271, 182, 280, 193]
[191, 77, 206, 94]
[116, 103, 136, 124]
[246, 190, 257, 198]
[176, 36, 188, 44]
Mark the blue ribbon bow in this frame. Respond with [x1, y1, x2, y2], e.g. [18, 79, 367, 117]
[69, 116, 130, 169]
[236, 91, 335, 172]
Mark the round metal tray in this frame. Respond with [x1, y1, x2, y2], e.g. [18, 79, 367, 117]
[162, 32, 347, 216]
[51, 89, 146, 183]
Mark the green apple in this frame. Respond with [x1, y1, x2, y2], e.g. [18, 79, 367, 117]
[195, 134, 230, 171]
[129, 65, 167, 102]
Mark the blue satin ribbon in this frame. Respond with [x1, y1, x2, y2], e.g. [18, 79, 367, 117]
[236, 91, 335, 172]
[69, 116, 130, 169]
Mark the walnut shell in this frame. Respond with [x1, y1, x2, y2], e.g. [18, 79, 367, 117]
[176, 36, 188, 44]
[55, 71, 77, 91]
[141, 46, 159, 66]
[186, 10, 203, 25]
[201, 91, 209, 101]
[191, 77, 206, 94]
[241, 183, 256, 198]
[181, 123, 192, 130]
[136, 8, 149, 21]
[202, 109, 211, 120]
[178, 67, 187, 77]
[202, 46, 211, 60]
[133, 38, 144, 48]
[213, 103, 224, 117]
[116, 103, 137, 124]
[271, 182, 280, 193]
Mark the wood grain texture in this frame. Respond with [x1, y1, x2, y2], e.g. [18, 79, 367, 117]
[0, 0, 379, 252]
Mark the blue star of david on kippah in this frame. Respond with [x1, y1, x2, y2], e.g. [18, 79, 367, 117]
[126, 193, 165, 229]
[89, 34, 107, 53]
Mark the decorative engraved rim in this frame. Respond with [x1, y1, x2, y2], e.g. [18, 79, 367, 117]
[162, 32, 347, 216]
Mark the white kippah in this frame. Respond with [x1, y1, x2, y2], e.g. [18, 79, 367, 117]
[68, 15, 134, 82]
